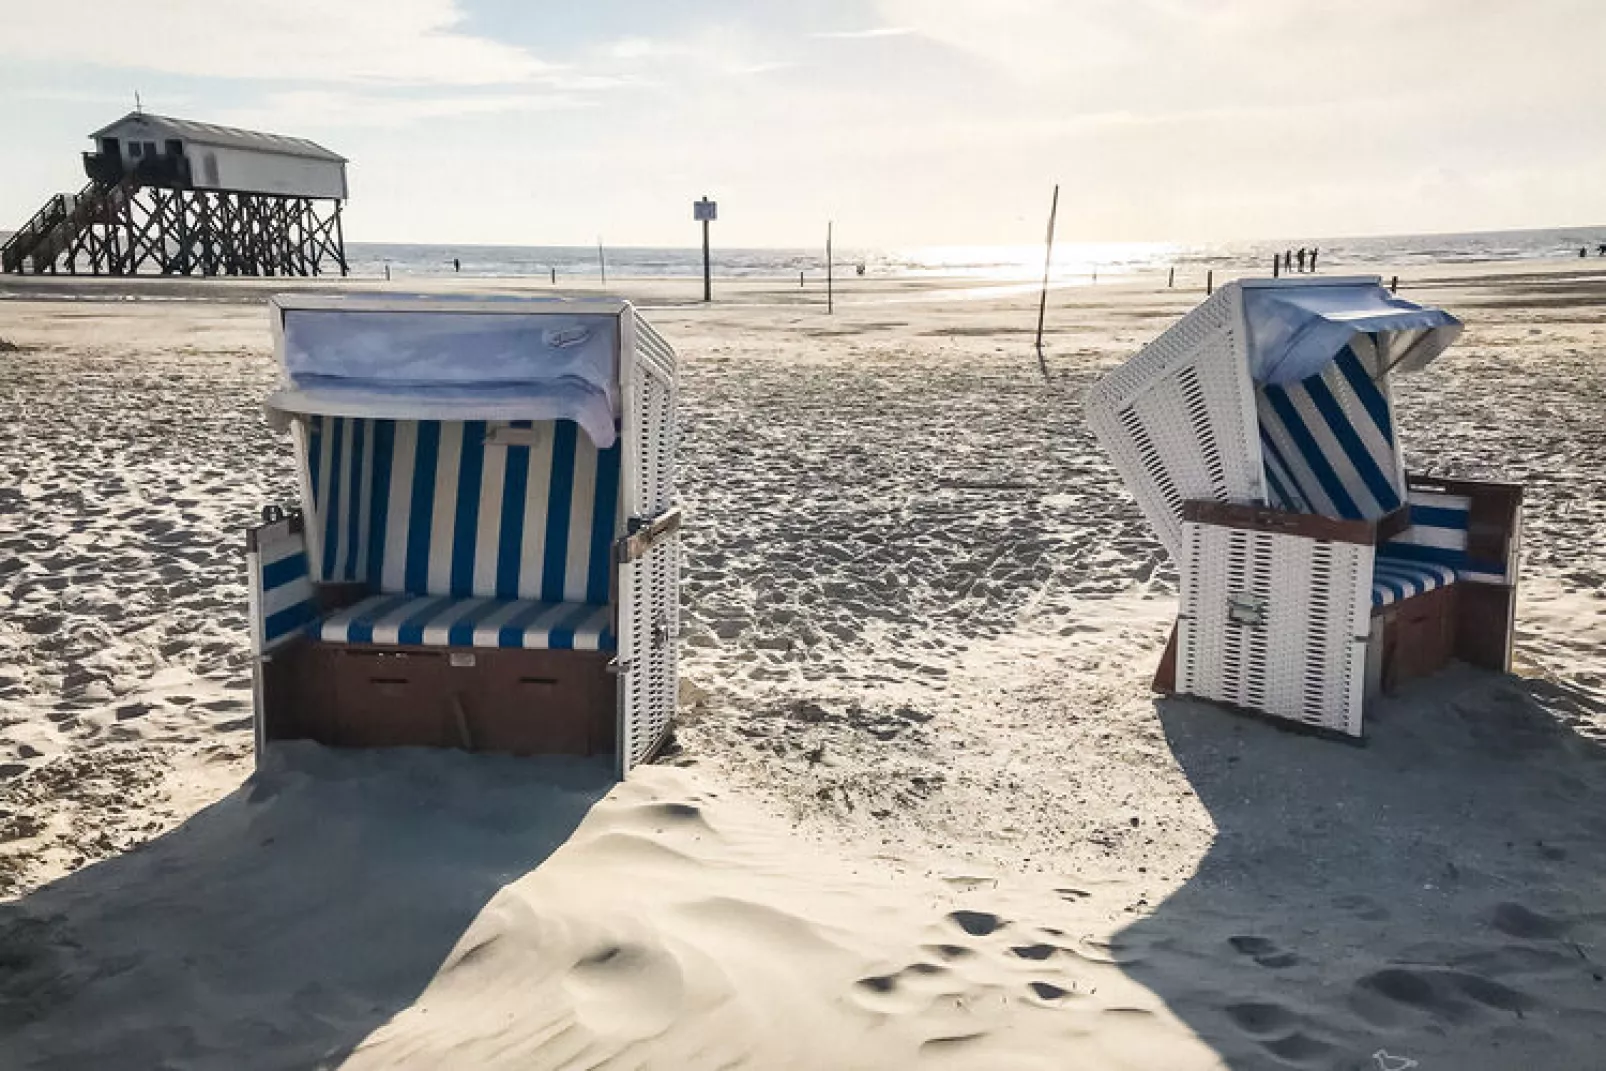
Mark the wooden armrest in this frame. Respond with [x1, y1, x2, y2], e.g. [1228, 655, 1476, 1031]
[1182, 499, 1377, 545]
[615, 507, 682, 563]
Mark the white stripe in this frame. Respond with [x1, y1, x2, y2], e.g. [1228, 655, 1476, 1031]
[420, 597, 490, 645]
[258, 529, 305, 567]
[381, 422, 418, 592]
[1391, 525, 1467, 551]
[1406, 490, 1472, 513]
[427, 423, 464, 593]
[262, 575, 315, 618]
[563, 434, 598, 601]
[368, 596, 436, 645]
[1323, 364, 1399, 504]
[314, 416, 337, 581]
[570, 604, 614, 651]
[473, 438, 508, 597]
[333, 417, 357, 579]
[471, 599, 536, 646]
[319, 594, 386, 641]
[357, 418, 375, 583]
[511, 601, 578, 649]
[517, 426, 554, 598]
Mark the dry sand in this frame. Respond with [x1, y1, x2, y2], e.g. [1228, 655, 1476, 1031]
[1, 263, 1604, 1069]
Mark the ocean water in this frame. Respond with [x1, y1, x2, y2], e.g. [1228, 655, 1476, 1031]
[347, 226, 1606, 283]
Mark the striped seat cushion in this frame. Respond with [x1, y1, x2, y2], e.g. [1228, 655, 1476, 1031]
[1259, 342, 1405, 521]
[305, 417, 620, 603]
[1372, 558, 1457, 608]
[1380, 489, 1507, 583]
[318, 594, 616, 651]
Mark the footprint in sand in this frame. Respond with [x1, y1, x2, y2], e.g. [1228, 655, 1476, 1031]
[1490, 901, 1568, 939]
[947, 910, 1007, 937]
[1228, 935, 1300, 969]
[1350, 967, 1535, 1027]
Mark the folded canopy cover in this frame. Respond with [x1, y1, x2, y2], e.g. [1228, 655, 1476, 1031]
[1240, 281, 1462, 386]
[266, 294, 622, 448]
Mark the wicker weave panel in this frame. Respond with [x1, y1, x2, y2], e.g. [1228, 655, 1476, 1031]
[1178, 519, 1371, 735]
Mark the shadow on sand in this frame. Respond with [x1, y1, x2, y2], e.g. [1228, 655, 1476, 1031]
[1115, 666, 1606, 1070]
[1, 742, 613, 1070]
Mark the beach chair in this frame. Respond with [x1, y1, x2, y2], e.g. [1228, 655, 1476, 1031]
[244, 295, 680, 775]
[1086, 277, 1521, 736]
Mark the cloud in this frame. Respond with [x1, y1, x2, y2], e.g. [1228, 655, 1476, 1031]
[809, 27, 915, 40]
[0, 0, 553, 86]
[218, 89, 597, 132]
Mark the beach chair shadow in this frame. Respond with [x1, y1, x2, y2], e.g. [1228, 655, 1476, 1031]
[0, 742, 613, 1069]
[1112, 667, 1606, 1069]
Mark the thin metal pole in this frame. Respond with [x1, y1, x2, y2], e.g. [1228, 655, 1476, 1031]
[702, 215, 711, 302]
[826, 220, 834, 315]
[1034, 183, 1059, 368]
[597, 237, 606, 286]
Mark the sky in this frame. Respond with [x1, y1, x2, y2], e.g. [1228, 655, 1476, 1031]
[0, 0, 1601, 248]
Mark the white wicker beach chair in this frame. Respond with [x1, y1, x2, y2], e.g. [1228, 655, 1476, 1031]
[244, 295, 680, 775]
[1086, 278, 1521, 736]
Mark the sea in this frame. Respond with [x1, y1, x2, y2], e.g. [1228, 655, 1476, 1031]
[344, 226, 1606, 283]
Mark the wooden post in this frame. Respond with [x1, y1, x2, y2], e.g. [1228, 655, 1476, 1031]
[1034, 184, 1059, 363]
[1206, 269, 1214, 295]
[597, 238, 606, 286]
[826, 220, 834, 315]
[1391, 275, 1399, 293]
[551, 267, 556, 285]
[384, 262, 390, 281]
[799, 270, 804, 288]
[1272, 255, 1280, 278]
[1167, 266, 1174, 288]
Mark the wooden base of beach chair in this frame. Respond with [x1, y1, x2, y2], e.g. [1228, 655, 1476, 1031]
[261, 641, 616, 757]
[1453, 581, 1517, 673]
[1372, 583, 1457, 693]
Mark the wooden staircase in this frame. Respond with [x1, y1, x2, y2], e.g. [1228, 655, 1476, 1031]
[1, 179, 134, 274]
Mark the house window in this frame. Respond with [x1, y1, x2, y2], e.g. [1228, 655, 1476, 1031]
[129, 142, 143, 158]
[142, 142, 157, 157]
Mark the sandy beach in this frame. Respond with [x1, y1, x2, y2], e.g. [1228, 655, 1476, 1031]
[2, 263, 1604, 1069]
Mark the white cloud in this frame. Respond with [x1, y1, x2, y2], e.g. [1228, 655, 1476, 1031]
[0, 0, 553, 86]
[218, 89, 596, 132]
[809, 27, 915, 40]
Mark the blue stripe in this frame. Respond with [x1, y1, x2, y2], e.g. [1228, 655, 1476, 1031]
[1303, 374, 1401, 514]
[1335, 346, 1394, 447]
[599, 625, 615, 650]
[345, 593, 418, 644]
[264, 598, 318, 643]
[546, 602, 603, 650]
[321, 417, 345, 579]
[445, 599, 509, 646]
[342, 418, 366, 580]
[499, 600, 556, 648]
[1263, 384, 1361, 518]
[1378, 542, 1462, 569]
[404, 422, 441, 593]
[1410, 505, 1468, 530]
[587, 443, 621, 603]
[541, 422, 578, 600]
[367, 420, 395, 584]
[394, 596, 455, 645]
[450, 421, 487, 595]
[262, 552, 309, 590]
[307, 418, 324, 504]
[496, 440, 530, 598]
[1371, 573, 1407, 603]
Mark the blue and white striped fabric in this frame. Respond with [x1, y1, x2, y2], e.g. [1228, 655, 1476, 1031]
[254, 531, 319, 650]
[1258, 343, 1405, 521]
[318, 593, 615, 651]
[1379, 488, 1507, 584]
[304, 417, 621, 603]
[1371, 558, 1457, 607]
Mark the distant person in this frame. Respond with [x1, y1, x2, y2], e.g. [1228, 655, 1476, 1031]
[453, 257, 461, 273]
[855, 263, 866, 277]
[1597, 243, 1606, 256]
[1582, 247, 1589, 258]
[1297, 247, 1307, 272]
[1284, 250, 1293, 273]
[1310, 247, 1319, 271]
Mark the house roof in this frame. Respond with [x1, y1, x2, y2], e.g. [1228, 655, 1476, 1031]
[91, 112, 346, 164]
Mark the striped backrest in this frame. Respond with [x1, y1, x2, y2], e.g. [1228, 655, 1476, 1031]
[1377, 487, 1515, 583]
[1257, 343, 1404, 521]
[247, 516, 319, 653]
[304, 416, 621, 603]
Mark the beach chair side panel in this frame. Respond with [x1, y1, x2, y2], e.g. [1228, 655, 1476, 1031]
[1085, 286, 1267, 560]
[1177, 503, 1372, 736]
[245, 510, 319, 756]
[616, 311, 680, 774]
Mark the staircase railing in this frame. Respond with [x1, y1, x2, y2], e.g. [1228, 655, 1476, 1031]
[0, 193, 68, 272]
